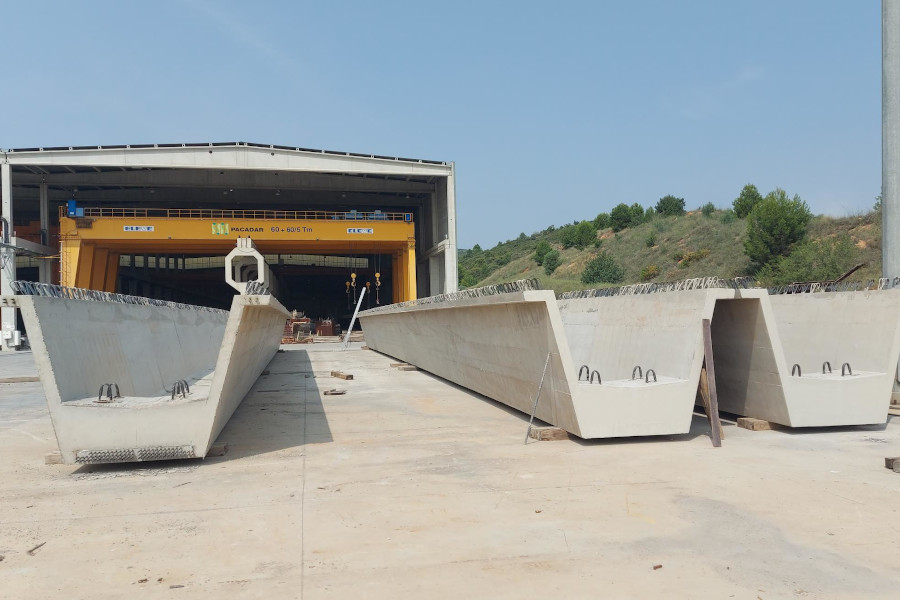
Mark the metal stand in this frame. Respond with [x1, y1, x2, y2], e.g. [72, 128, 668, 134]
[342, 287, 366, 350]
[524, 352, 552, 444]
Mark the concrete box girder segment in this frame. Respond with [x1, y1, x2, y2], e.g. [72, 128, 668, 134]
[359, 283, 730, 439]
[712, 288, 900, 427]
[558, 288, 732, 438]
[360, 281, 900, 438]
[2, 287, 289, 464]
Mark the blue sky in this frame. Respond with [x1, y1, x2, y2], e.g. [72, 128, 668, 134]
[0, 1, 882, 248]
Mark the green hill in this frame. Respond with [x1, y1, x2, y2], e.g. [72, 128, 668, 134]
[458, 208, 882, 294]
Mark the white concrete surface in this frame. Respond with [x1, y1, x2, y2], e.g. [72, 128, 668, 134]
[2, 347, 900, 599]
[3, 293, 288, 463]
[713, 289, 900, 426]
[360, 289, 729, 439]
[559, 290, 731, 438]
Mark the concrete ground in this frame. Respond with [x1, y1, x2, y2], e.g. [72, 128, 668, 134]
[1, 346, 899, 599]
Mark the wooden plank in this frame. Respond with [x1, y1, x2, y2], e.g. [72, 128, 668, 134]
[44, 451, 63, 465]
[390, 362, 409, 368]
[0, 376, 40, 384]
[397, 365, 418, 372]
[528, 426, 569, 442]
[330, 371, 354, 380]
[737, 417, 772, 431]
[323, 389, 346, 396]
[701, 318, 723, 447]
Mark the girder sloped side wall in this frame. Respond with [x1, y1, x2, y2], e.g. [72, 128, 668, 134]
[709, 295, 790, 424]
[200, 294, 290, 453]
[558, 289, 731, 438]
[359, 291, 582, 436]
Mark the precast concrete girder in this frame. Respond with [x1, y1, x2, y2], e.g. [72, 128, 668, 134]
[359, 282, 900, 438]
[1, 286, 289, 464]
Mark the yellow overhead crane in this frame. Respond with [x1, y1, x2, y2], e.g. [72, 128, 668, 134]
[59, 207, 418, 302]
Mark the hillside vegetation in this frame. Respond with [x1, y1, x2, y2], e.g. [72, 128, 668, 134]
[459, 190, 882, 294]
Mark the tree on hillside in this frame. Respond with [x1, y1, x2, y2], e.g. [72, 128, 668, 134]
[543, 249, 561, 275]
[630, 203, 645, 224]
[656, 195, 686, 216]
[560, 224, 578, 249]
[755, 235, 858, 286]
[573, 221, 597, 249]
[733, 184, 763, 218]
[744, 188, 812, 269]
[533, 240, 552, 265]
[581, 252, 624, 284]
[593, 212, 611, 229]
[610, 203, 633, 231]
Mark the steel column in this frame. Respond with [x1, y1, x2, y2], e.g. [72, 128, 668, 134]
[1, 162, 17, 350]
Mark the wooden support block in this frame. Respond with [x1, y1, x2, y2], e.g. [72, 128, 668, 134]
[324, 389, 346, 396]
[886, 457, 900, 472]
[528, 427, 569, 442]
[390, 362, 409, 368]
[361, 345, 369, 350]
[737, 417, 772, 431]
[205, 442, 228, 458]
[331, 371, 354, 380]
[397, 365, 418, 371]
[0, 376, 40, 384]
[44, 451, 63, 465]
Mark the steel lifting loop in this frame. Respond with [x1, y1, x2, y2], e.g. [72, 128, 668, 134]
[841, 362, 853, 377]
[822, 361, 832, 374]
[97, 383, 121, 403]
[590, 370, 601, 384]
[631, 365, 643, 380]
[171, 379, 190, 400]
[578, 365, 590, 382]
[792, 364, 802, 377]
[645, 369, 657, 383]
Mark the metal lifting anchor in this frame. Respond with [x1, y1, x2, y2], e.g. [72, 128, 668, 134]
[822, 361, 832, 374]
[171, 379, 190, 400]
[590, 370, 601, 384]
[631, 365, 643, 380]
[97, 383, 121, 403]
[792, 364, 802, 377]
[578, 365, 590, 381]
[841, 362, 853, 376]
[645, 369, 657, 383]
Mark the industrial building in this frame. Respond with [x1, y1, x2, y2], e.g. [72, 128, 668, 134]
[0, 142, 458, 349]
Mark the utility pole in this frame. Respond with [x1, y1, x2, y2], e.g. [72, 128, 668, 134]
[884, 0, 900, 279]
